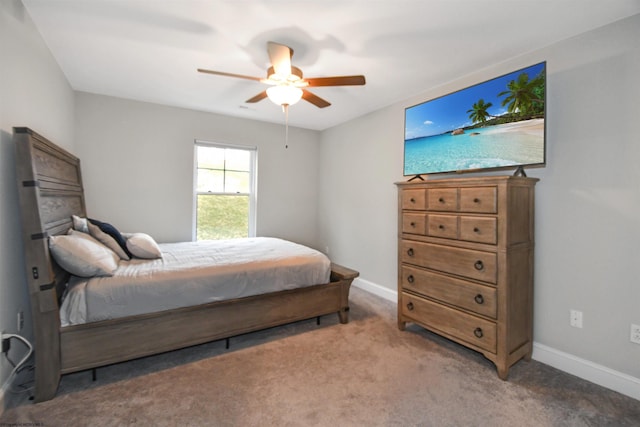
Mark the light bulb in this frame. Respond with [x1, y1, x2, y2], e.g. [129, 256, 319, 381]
[267, 85, 303, 106]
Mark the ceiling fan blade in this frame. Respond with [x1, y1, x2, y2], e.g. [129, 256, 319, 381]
[305, 75, 366, 87]
[246, 91, 268, 103]
[302, 90, 331, 108]
[197, 68, 263, 82]
[267, 41, 293, 78]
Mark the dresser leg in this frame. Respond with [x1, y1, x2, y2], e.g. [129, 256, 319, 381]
[397, 320, 406, 331]
[496, 364, 509, 380]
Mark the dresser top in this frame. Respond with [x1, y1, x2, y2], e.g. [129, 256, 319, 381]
[395, 175, 539, 188]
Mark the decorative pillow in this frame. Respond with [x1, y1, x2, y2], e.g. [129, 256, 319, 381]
[87, 222, 130, 260]
[72, 215, 89, 234]
[126, 233, 162, 259]
[49, 232, 119, 277]
[88, 218, 132, 258]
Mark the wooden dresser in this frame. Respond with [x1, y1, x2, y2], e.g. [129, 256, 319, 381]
[396, 175, 538, 379]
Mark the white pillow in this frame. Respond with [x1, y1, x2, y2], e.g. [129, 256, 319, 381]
[87, 221, 130, 260]
[72, 214, 89, 233]
[49, 232, 119, 277]
[126, 233, 162, 259]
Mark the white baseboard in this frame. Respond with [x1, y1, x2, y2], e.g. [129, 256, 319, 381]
[353, 281, 640, 402]
[352, 277, 396, 302]
[532, 343, 640, 401]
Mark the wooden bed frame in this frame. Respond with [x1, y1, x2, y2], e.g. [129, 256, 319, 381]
[13, 127, 359, 402]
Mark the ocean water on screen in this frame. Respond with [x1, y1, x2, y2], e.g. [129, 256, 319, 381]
[404, 125, 543, 175]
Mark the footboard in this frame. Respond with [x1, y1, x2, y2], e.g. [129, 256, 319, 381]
[330, 263, 360, 323]
[60, 264, 358, 373]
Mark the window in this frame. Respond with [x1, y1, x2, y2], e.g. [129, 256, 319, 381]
[194, 141, 256, 240]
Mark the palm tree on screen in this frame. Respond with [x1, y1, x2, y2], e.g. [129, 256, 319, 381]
[498, 72, 542, 116]
[467, 99, 493, 124]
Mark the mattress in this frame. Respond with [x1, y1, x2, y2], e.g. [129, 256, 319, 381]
[60, 237, 331, 326]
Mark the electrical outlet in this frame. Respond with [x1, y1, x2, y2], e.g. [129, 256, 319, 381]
[631, 324, 640, 345]
[570, 310, 583, 328]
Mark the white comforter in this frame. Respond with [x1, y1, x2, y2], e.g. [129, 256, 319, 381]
[60, 237, 331, 326]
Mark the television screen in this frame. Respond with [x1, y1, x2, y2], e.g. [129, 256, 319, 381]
[404, 62, 546, 177]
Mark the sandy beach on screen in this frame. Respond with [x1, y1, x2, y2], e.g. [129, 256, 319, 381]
[483, 118, 544, 137]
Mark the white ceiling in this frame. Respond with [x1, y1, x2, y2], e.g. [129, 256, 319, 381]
[23, 0, 640, 131]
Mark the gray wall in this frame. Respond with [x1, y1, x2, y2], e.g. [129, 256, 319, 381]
[318, 14, 640, 386]
[0, 0, 75, 401]
[74, 92, 322, 248]
[2, 0, 639, 405]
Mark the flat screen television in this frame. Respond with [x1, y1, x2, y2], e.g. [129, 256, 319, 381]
[404, 61, 546, 178]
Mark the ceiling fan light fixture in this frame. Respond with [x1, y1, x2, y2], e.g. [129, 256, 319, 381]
[267, 85, 303, 106]
[198, 42, 364, 109]
[267, 66, 303, 83]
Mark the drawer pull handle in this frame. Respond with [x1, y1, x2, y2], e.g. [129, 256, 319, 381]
[407, 248, 414, 257]
[473, 227, 480, 233]
[438, 197, 445, 203]
[438, 224, 444, 230]
[474, 260, 484, 271]
[473, 198, 480, 203]
[407, 274, 415, 284]
[474, 327, 484, 338]
[410, 222, 416, 227]
[474, 294, 484, 304]
[407, 302, 414, 311]
[410, 197, 416, 203]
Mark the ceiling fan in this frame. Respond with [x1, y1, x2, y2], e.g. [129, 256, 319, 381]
[198, 41, 366, 108]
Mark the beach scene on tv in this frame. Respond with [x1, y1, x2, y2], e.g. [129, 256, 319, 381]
[404, 62, 545, 176]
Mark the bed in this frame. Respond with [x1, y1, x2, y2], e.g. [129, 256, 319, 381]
[13, 127, 359, 402]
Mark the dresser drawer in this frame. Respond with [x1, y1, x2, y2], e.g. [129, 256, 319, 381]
[401, 292, 497, 353]
[427, 214, 458, 239]
[402, 189, 426, 210]
[459, 216, 497, 244]
[401, 240, 497, 284]
[401, 265, 497, 318]
[427, 188, 457, 211]
[403, 213, 427, 235]
[460, 186, 497, 213]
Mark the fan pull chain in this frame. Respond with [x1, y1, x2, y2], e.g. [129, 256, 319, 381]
[283, 104, 289, 149]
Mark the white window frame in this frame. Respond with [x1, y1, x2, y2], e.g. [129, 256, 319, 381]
[193, 140, 257, 241]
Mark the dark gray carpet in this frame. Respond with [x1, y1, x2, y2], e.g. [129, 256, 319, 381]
[2, 287, 639, 426]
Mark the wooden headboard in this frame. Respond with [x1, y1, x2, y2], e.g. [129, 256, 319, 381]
[14, 127, 86, 309]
